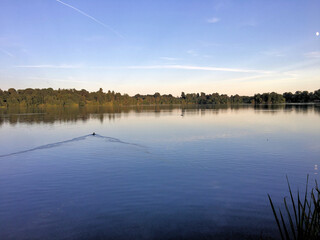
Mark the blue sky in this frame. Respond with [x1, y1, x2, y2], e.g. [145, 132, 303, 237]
[0, 0, 319, 96]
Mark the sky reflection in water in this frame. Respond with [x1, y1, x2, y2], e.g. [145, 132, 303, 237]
[0, 104, 319, 239]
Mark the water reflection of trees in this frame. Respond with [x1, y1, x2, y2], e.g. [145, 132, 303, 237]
[0, 104, 318, 126]
[253, 104, 320, 115]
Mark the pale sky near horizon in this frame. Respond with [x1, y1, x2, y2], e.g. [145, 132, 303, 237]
[0, 0, 319, 96]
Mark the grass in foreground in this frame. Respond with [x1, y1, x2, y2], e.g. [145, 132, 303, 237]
[268, 176, 320, 240]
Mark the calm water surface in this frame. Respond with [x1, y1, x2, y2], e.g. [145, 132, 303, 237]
[0, 105, 319, 239]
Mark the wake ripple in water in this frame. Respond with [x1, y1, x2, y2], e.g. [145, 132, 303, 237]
[0, 134, 146, 158]
[94, 134, 145, 148]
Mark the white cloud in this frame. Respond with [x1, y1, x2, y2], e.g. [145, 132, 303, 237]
[16, 64, 82, 69]
[15, 64, 272, 74]
[304, 51, 320, 58]
[207, 17, 220, 23]
[27, 76, 87, 83]
[186, 49, 198, 57]
[160, 57, 180, 61]
[240, 19, 258, 27]
[260, 50, 285, 57]
[84, 35, 107, 42]
[127, 65, 272, 74]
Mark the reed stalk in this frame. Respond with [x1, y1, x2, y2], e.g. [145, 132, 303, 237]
[268, 176, 320, 240]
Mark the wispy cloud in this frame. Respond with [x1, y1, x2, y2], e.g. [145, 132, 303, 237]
[199, 41, 221, 47]
[55, 0, 124, 38]
[207, 17, 220, 23]
[225, 75, 267, 82]
[214, 1, 230, 11]
[127, 65, 272, 74]
[160, 57, 180, 61]
[27, 76, 87, 83]
[16, 64, 82, 69]
[15, 63, 272, 74]
[0, 49, 14, 57]
[282, 72, 298, 77]
[240, 19, 258, 27]
[227, 75, 296, 83]
[304, 51, 320, 58]
[187, 49, 199, 57]
[84, 35, 108, 42]
[187, 49, 212, 58]
[261, 50, 285, 57]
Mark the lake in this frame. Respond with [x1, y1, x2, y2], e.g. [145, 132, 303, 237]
[0, 104, 319, 240]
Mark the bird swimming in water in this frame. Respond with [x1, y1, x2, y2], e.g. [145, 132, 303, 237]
[92, 132, 96, 136]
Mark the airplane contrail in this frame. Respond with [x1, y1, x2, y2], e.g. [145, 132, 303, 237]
[56, 0, 124, 38]
[0, 49, 14, 58]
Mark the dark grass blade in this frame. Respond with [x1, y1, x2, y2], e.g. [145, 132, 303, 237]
[287, 175, 298, 228]
[307, 191, 318, 238]
[269, 176, 320, 240]
[284, 197, 297, 240]
[268, 194, 285, 240]
[297, 190, 302, 239]
[279, 209, 291, 240]
[300, 175, 309, 233]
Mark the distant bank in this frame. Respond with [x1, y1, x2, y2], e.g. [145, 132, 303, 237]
[0, 88, 319, 107]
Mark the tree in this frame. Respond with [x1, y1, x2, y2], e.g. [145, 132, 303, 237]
[0, 87, 318, 107]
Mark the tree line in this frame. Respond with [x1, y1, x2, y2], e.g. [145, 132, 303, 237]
[0, 88, 319, 107]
